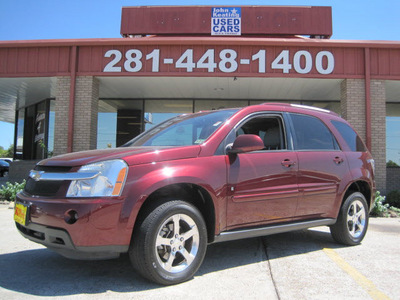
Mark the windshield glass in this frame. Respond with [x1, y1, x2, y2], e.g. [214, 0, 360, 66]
[123, 109, 238, 147]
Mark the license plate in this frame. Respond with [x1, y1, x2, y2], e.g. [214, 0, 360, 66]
[14, 202, 28, 226]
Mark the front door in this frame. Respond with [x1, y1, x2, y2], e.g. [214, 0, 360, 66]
[225, 114, 299, 228]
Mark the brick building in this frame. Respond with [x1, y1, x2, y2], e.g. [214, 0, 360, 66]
[0, 6, 399, 193]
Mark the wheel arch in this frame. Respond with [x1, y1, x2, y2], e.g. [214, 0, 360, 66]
[132, 183, 216, 244]
[342, 180, 373, 210]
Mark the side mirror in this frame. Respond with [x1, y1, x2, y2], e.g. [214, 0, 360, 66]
[227, 134, 265, 154]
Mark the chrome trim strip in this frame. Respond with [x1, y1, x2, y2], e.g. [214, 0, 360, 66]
[29, 170, 99, 181]
[213, 218, 336, 243]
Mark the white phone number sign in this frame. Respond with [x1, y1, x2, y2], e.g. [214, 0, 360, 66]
[103, 49, 334, 75]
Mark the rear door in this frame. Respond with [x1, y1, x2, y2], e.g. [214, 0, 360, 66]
[289, 113, 350, 218]
[225, 113, 299, 228]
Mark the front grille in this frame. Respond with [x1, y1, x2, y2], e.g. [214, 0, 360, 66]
[25, 177, 65, 196]
[24, 165, 73, 197]
[35, 165, 72, 173]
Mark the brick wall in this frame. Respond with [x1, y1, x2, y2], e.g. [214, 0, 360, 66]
[340, 79, 387, 193]
[370, 80, 386, 194]
[53, 77, 70, 156]
[387, 167, 400, 193]
[73, 76, 99, 152]
[340, 79, 366, 141]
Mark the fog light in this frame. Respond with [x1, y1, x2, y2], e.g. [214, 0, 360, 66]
[64, 210, 78, 224]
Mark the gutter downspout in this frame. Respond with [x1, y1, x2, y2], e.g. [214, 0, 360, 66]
[364, 47, 372, 151]
[67, 46, 77, 153]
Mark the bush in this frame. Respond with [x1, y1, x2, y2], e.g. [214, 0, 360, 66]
[386, 190, 400, 208]
[0, 180, 26, 202]
[370, 191, 389, 217]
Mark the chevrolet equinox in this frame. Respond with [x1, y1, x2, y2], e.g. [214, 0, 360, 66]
[14, 103, 375, 285]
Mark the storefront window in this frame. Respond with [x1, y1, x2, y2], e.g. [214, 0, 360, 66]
[47, 100, 55, 157]
[96, 99, 341, 150]
[194, 100, 247, 112]
[387, 103, 400, 166]
[249, 100, 340, 114]
[97, 100, 143, 148]
[34, 102, 47, 159]
[15, 109, 25, 159]
[15, 99, 54, 160]
[145, 100, 193, 130]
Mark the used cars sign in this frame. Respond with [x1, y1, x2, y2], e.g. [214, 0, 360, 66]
[211, 7, 241, 36]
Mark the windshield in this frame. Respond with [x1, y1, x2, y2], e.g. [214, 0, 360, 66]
[123, 109, 238, 147]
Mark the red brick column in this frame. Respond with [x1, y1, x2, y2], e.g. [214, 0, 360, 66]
[340, 79, 366, 141]
[54, 76, 70, 156]
[73, 76, 99, 153]
[341, 78, 387, 193]
[54, 76, 99, 156]
[370, 80, 386, 194]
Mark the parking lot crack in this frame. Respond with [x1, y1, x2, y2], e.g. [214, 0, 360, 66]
[261, 238, 281, 300]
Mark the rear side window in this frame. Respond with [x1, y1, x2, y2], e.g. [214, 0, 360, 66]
[331, 120, 366, 152]
[290, 114, 339, 151]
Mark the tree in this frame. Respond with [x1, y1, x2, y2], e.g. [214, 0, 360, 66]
[387, 160, 400, 167]
[0, 144, 13, 158]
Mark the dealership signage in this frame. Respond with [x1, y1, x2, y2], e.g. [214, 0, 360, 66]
[211, 7, 241, 36]
[103, 48, 335, 75]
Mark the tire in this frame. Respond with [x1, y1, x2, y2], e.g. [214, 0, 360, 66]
[330, 192, 369, 246]
[129, 200, 207, 285]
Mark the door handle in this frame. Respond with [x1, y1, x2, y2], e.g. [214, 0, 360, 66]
[281, 159, 296, 168]
[333, 156, 344, 165]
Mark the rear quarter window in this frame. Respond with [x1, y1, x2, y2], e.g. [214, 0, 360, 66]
[331, 120, 366, 152]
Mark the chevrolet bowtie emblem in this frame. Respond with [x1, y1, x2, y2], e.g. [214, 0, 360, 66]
[29, 170, 44, 181]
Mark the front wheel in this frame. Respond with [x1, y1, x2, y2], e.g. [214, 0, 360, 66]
[330, 192, 369, 246]
[129, 200, 207, 285]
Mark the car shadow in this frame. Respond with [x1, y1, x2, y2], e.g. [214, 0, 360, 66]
[0, 228, 345, 296]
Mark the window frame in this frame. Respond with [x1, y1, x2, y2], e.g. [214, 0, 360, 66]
[216, 112, 291, 155]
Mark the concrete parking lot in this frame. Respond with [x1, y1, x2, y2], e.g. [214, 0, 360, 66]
[0, 204, 399, 300]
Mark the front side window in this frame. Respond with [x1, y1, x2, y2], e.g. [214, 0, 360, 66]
[331, 120, 366, 152]
[290, 114, 338, 151]
[220, 115, 287, 154]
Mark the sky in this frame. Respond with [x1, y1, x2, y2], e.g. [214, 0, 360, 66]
[0, 0, 399, 149]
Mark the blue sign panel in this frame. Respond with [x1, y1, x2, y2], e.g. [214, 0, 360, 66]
[211, 7, 241, 36]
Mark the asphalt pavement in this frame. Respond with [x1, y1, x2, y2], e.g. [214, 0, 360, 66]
[0, 205, 399, 299]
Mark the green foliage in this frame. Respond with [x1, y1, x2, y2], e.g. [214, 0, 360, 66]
[387, 160, 400, 167]
[38, 139, 53, 158]
[0, 180, 26, 202]
[386, 190, 400, 208]
[0, 144, 14, 158]
[370, 191, 389, 217]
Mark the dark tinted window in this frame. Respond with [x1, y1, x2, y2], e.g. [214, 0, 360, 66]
[291, 114, 338, 150]
[331, 120, 366, 152]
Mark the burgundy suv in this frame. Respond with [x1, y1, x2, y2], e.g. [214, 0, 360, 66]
[14, 103, 375, 285]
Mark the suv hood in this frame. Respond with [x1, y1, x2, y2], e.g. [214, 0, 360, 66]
[38, 146, 202, 167]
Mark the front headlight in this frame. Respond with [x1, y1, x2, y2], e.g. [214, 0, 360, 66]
[67, 159, 128, 197]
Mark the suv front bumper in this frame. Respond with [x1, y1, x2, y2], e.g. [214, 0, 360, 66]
[14, 192, 131, 260]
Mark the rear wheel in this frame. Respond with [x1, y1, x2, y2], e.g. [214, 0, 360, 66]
[129, 200, 207, 285]
[330, 192, 369, 245]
